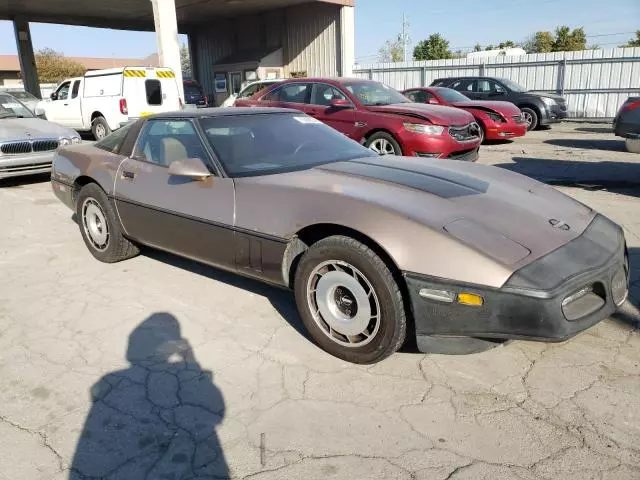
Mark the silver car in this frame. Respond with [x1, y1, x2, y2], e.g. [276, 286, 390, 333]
[0, 92, 81, 180]
[0, 88, 40, 113]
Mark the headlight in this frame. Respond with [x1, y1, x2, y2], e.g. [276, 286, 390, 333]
[71, 137, 81, 144]
[403, 123, 444, 135]
[58, 137, 71, 146]
[541, 97, 557, 107]
[487, 112, 505, 122]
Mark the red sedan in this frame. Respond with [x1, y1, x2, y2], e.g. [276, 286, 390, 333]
[403, 87, 527, 142]
[236, 78, 482, 160]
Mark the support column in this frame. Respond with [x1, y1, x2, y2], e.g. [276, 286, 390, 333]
[150, 0, 184, 101]
[13, 18, 41, 98]
[339, 6, 355, 77]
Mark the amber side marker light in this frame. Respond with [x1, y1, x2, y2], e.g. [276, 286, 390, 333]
[457, 293, 484, 306]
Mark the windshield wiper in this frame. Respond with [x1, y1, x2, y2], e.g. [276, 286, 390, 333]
[0, 114, 17, 119]
[371, 102, 391, 106]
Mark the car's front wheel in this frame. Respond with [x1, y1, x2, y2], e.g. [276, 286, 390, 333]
[521, 107, 539, 131]
[76, 183, 139, 263]
[294, 235, 407, 364]
[365, 132, 402, 155]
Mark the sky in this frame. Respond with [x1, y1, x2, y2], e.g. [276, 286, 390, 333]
[0, 0, 638, 60]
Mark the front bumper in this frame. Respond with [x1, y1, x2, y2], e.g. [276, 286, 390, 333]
[484, 121, 527, 140]
[405, 215, 627, 349]
[398, 129, 481, 160]
[540, 103, 568, 125]
[0, 151, 55, 180]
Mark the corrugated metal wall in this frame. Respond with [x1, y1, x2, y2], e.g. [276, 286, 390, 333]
[354, 48, 640, 118]
[285, 3, 339, 77]
[190, 22, 235, 98]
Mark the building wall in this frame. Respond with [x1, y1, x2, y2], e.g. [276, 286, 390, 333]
[0, 71, 21, 86]
[190, 2, 344, 102]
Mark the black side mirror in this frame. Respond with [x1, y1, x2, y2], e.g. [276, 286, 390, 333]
[50, 92, 58, 100]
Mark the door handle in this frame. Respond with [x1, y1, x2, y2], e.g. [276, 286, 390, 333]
[122, 171, 135, 179]
[63, 103, 69, 106]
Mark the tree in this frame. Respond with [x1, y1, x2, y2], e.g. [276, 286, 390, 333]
[553, 26, 586, 51]
[485, 44, 495, 51]
[378, 36, 404, 62]
[180, 43, 191, 77]
[473, 43, 482, 52]
[530, 31, 555, 53]
[498, 40, 516, 49]
[413, 33, 452, 61]
[35, 48, 86, 83]
[622, 31, 640, 47]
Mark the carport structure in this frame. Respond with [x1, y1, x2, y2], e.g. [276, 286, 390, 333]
[1, 0, 355, 103]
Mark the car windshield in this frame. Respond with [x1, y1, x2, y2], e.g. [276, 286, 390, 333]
[3, 90, 38, 102]
[200, 113, 374, 177]
[434, 88, 469, 103]
[342, 81, 410, 106]
[0, 94, 34, 118]
[499, 78, 527, 92]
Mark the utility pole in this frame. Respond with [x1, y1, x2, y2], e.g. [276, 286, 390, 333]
[401, 13, 410, 62]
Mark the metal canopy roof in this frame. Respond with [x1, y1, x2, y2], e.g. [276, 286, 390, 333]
[1, 0, 353, 31]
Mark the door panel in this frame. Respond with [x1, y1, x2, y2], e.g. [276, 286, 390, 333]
[48, 81, 72, 125]
[62, 80, 83, 127]
[309, 83, 357, 137]
[114, 119, 236, 270]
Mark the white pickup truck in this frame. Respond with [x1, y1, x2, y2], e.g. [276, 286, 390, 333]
[37, 66, 182, 140]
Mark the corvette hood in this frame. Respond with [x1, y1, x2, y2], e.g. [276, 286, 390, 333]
[366, 103, 475, 126]
[451, 100, 522, 116]
[309, 156, 595, 265]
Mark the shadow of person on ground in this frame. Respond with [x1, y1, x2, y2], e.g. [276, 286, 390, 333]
[69, 313, 229, 479]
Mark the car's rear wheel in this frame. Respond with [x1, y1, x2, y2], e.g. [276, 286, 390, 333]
[76, 183, 139, 263]
[92, 116, 111, 140]
[294, 235, 406, 364]
[366, 132, 402, 156]
[521, 107, 539, 131]
[625, 138, 640, 154]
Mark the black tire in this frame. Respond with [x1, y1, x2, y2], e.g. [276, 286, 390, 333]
[521, 107, 539, 131]
[91, 116, 111, 140]
[365, 131, 403, 156]
[76, 183, 139, 263]
[294, 235, 406, 364]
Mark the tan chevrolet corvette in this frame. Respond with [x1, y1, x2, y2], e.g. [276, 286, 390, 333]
[51, 108, 629, 364]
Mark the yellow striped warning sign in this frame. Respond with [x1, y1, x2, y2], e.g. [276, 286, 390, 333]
[156, 70, 176, 78]
[123, 69, 146, 78]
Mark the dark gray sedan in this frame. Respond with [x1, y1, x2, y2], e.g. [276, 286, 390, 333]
[0, 93, 81, 179]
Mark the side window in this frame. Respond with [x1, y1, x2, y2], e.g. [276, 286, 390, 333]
[279, 83, 312, 104]
[238, 83, 259, 99]
[477, 80, 491, 93]
[145, 79, 162, 105]
[56, 82, 71, 100]
[406, 90, 428, 103]
[451, 79, 475, 92]
[71, 80, 80, 99]
[262, 86, 281, 101]
[95, 122, 134, 153]
[310, 84, 347, 106]
[133, 120, 209, 168]
[488, 80, 506, 93]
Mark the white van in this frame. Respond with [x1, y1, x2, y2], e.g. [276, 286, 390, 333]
[37, 66, 182, 140]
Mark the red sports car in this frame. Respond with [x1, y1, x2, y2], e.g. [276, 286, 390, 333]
[402, 87, 527, 142]
[236, 78, 482, 161]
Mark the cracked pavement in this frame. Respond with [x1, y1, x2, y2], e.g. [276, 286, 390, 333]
[0, 123, 639, 479]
